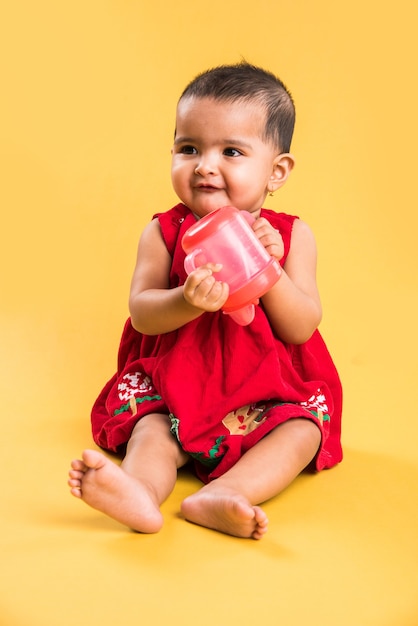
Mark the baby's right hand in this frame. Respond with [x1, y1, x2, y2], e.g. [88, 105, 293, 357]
[183, 263, 229, 312]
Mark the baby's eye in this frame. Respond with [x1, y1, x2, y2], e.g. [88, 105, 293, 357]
[223, 147, 243, 157]
[180, 145, 197, 155]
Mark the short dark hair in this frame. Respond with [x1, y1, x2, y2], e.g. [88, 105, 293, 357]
[179, 62, 295, 153]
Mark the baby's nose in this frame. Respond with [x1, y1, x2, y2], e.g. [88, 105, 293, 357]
[194, 156, 217, 176]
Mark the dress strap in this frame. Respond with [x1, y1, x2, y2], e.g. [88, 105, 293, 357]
[154, 203, 191, 256]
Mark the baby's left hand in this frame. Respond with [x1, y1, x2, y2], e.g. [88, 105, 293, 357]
[252, 217, 284, 261]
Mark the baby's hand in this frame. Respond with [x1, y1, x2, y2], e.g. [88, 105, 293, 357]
[183, 263, 229, 312]
[252, 217, 284, 261]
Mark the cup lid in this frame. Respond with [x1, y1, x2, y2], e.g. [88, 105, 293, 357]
[181, 206, 239, 252]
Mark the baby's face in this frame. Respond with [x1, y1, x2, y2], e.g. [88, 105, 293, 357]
[171, 96, 280, 219]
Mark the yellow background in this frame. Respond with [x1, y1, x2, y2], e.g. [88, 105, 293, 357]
[1, 1, 417, 624]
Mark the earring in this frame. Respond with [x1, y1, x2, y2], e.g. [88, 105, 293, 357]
[268, 191, 275, 197]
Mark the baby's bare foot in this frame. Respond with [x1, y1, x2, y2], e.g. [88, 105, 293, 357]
[181, 486, 268, 539]
[68, 449, 163, 533]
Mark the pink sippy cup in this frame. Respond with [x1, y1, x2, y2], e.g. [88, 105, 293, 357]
[181, 206, 281, 325]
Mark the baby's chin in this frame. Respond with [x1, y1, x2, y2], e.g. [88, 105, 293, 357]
[185, 202, 224, 219]
[181, 191, 232, 217]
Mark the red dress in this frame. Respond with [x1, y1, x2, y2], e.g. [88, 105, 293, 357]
[91, 203, 343, 483]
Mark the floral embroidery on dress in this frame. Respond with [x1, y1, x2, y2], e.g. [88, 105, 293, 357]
[222, 403, 268, 435]
[169, 413, 225, 468]
[114, 371, 161, 416]
[300, 388, 330, 423]
[118, 372, 154, 400]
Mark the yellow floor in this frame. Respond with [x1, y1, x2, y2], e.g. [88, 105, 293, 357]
[1, 1, 418, 625]
[1, 346, 417, 625]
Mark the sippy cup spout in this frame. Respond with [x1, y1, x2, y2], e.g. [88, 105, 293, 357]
[225, 304, 255, 326]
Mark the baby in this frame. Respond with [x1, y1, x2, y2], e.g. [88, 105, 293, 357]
[68, 62, 342, 539]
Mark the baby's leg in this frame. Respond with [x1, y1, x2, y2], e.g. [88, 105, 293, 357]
[68, 413, 189, 533]
[181, 418, 321, 539]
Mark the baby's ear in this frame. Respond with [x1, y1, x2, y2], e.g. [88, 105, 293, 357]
[269, 153, 295, 192]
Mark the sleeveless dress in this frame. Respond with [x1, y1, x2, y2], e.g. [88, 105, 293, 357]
[91, 203, 343, 483]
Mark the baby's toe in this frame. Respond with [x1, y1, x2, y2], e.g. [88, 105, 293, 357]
[71, 459, 87, 472]
[68, 469, 84, 481]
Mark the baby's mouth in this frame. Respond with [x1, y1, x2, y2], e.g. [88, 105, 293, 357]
[196, 184, 220, 192]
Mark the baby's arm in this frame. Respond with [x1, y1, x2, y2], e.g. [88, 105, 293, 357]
[129, 219, 229, 335]
[255, 217, 322, 344]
